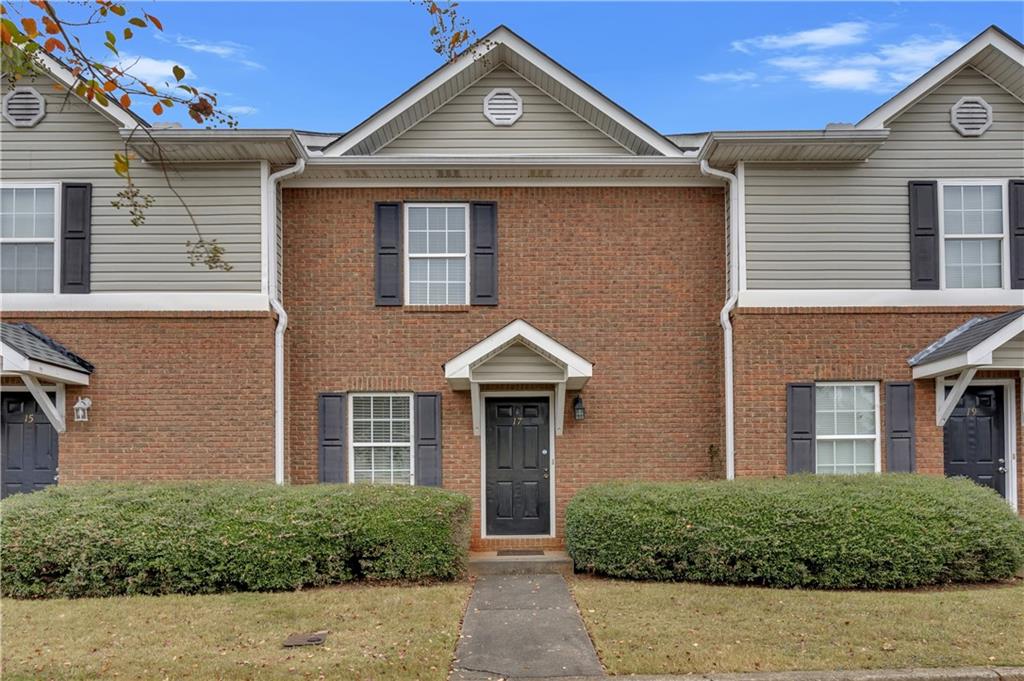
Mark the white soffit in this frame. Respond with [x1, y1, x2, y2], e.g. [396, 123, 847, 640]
[321, 25, 683, 158]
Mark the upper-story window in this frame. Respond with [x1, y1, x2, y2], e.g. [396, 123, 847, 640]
[0, 184, 58, 293]
[940, 182, 1007, 289]
[405, 203, 469, 305]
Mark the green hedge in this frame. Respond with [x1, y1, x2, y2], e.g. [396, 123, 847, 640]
[1, 482, 471, 599]
[566, 475, 1024, 589]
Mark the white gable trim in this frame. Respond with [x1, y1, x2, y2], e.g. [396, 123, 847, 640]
[27, 50, 144, 130]
[911, 316, 1024, 379]
[322, 26, 683, 158]
[0, 341, 90, 386]
[858, 26, 1024, 129]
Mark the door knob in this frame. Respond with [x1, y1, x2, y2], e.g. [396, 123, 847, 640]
[997, 466, 1007, 474]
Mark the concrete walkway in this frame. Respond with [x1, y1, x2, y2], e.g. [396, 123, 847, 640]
[451, 574, 604, 680]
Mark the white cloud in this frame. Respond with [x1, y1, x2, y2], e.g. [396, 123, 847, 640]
[697, 70, 757, 83]
[224, 105, 258, 116]
[115, 55, 194, 84]
[766, 56, 825, 71]
[157, 34, 264, 70]
[732, 22, 870, 53]
[803, 68, 880, 91]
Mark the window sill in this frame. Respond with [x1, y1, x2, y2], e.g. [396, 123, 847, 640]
[403, 305, 471, 314]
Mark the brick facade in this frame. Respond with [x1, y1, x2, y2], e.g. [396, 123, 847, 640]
[282, 186, 727, 547]
[733, 307, 1023, 514]
[3, 312, 276, 482]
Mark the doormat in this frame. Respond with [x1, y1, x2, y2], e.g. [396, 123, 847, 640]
[283, 631, 328, 647]
[496, 549, 545, 557]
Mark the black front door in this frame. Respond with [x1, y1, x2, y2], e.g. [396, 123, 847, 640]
[485, 397, 551, 535]
[944, 385, 1006, 497]
[1, 395, 59, 499]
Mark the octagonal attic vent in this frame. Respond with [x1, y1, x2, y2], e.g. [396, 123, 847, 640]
[483, 88, 522, 126]
[2, 87, 46, 128]
[950, 96, 992, 137]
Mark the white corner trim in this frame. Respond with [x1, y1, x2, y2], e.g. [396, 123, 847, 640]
[0, 292, 271, 312]
[259, 160, 271, 296]
[738, 289, 1024, 308]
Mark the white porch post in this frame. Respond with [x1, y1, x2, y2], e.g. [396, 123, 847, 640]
[936, 367, 979, 426]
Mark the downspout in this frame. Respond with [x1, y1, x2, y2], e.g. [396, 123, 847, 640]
[266, 157, 305, 484]
[700, 159, 738, 480]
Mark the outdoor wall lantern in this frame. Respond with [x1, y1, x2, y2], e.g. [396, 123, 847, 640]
[573, 395, 586, 422]
[73, 397, 92, 422]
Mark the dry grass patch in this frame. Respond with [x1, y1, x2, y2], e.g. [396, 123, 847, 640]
[1, 583, 471, 680]
[572, 576, 1024, 674]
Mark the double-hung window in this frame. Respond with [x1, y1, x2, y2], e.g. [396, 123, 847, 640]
[940, 182, 1008, 289]
[814, 383, 880, 475]
[405, 203, 469, 305]
[0, 184, 59, 293]
[349, 394, 414, 484]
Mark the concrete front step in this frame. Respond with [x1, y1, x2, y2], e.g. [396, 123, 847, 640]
[468, 550, 574, 576]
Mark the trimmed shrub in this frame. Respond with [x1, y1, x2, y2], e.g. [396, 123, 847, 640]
[1, 482, 471, 599]
[565, 475, 1024, 589]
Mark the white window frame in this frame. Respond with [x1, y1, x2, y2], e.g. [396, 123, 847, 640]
[0, 181, 62, 294]
[403, 202, 470, 306]
[347, 392, 415, 485]
[938, 179, 1011, 291]
[814, 381, 882, 475]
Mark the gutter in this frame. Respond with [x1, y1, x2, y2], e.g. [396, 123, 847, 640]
[699, 160, 738, 480]
[266, 158, 306, 484]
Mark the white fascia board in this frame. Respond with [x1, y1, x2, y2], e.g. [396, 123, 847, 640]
[858, 27, 1024, 129]
[968, 317, 1024, 364]
[305, 155, 702, 167]
[738, 289, 1024, 308]
[322, 26, 683, 158]
[0, 292, 271, 312]
[1, 343, 90, 386]
[912, 353, 982, 379]
[444, 319, 593, 385]
[322, 37, 496, 157]
[32, 50, 143, 129]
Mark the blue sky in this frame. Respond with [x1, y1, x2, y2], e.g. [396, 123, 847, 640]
[78, 2, 1022, 133]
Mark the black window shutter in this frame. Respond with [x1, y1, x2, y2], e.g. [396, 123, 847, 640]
[786, 383, 815, 474]
[1010, 180, 1024, 289]
[470, 202, 498, 305]
[414, 392, 442, 486]
[375, 202, 402, 305]
[318, 393, 347, 482]
[60, 182, 92, 293]
[908, 181, 940, 290]
[885, 382, 916, 472]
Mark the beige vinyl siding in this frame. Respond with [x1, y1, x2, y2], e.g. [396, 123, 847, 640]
[744, 67, 1024, 289]
[472, 343, 566, 383]
[1, 75, 262, 292]
[377, 67, 630, 156]
[991, 335, 1024, 369]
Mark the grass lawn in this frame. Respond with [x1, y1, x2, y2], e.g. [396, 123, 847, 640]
[572, 576, 1024, 675]
[1, 583, 471, 681]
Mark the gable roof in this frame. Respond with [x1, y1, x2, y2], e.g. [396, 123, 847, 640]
[909, 308, 1024, 368]
[858, 25, 1024, 129]
[1, 322, 94, 374]
[321, 25, 684, 158]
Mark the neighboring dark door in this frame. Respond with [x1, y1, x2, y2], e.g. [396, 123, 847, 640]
[485, 397, 551, 535]
[944, 385, 1006, 497]
[1, 395, 59, 499]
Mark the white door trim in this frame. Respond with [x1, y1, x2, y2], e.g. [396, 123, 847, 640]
[939, 376, 1018, 512]
[479, 390, 556, 540]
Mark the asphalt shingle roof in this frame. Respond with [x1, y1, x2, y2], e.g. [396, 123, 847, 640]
[0, 322, 94, 374]
[909, 307, 1024, 367]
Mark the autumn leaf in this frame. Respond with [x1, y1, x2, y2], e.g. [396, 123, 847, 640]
[144, 13, 163, 30]
[172, 65, 185, 82]
[20, 17, 38, 38]
[128, 17, 146, 28]
[42, 16, 59, 34]
[105, 30, 116, 45]
[119, 93, 131, 108]
[113, 153, 129, 177]
[123, 27, 132, 39]
[143, 83, 157, 96]
[152, 102, 163, 115]
[103, 80, 117, 92]
[43, 37, 66, 52]
[109, 4, 125, 17]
